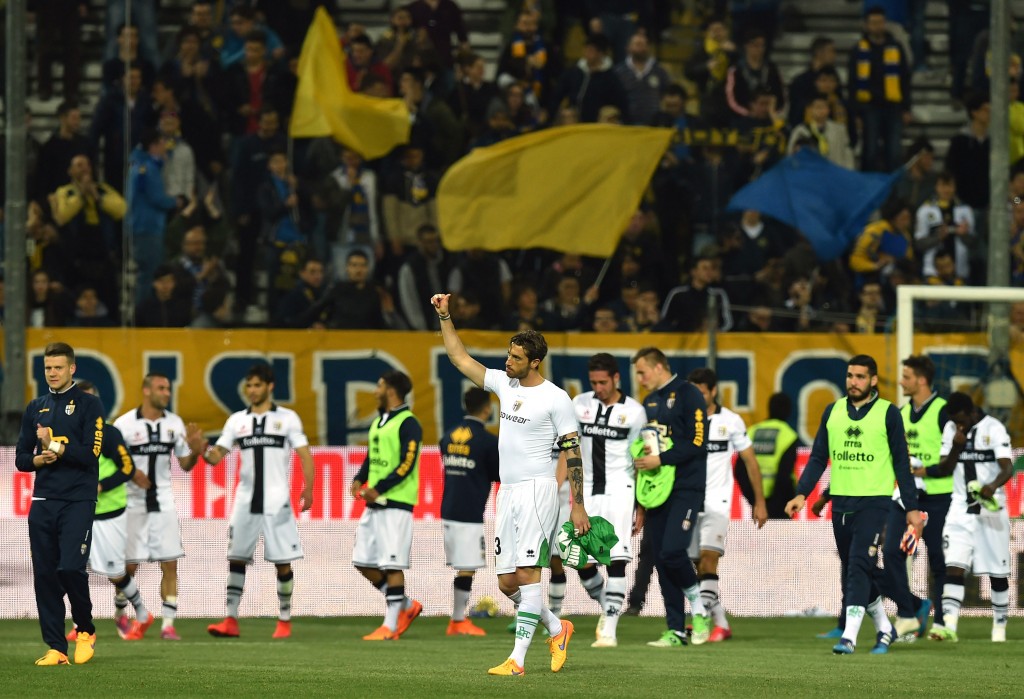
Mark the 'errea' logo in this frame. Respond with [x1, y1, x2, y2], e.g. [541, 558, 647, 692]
[843, 424, 863, 449]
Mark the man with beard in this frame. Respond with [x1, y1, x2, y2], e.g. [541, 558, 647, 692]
[614, 32, 671, 126]
[114, 374, 205, 640]
[204, 364, 315, 640]
[432, 293, 588, 676]
[786, 355, 924, 655]
[350, 371, 424, 641]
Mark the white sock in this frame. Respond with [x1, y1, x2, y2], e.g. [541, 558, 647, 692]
[548, 577, 567, 616]
[226, 570, 245, 618]
[384, 587, 404, 632]
[453, 586, 471, 622]
[684, 584, 707, 616]
[277, 572, 294, 622]
[991, 586, 1009, 628]
[114, 589, 129, 619]
[120, 577, 148, 620]
[942, 583, 964, 632]
[581, 570, 605, 609]
[161, 596, 177, 629]
[603, 576, 627, 637]
[540, 605, 563, 636]
[700, 577, 729, 629]
[505, 587, 522, 616]
[843, 605, 866, 644]
[866, 596, 893, 635]
[511, 583, 542, 665]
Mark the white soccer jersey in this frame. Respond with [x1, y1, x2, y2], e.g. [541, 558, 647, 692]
[573, 390, 645, 495]
[484, 368, 578, 484]
[705, 406, 753, 508]
[215, 405, 309, 514]
[115, 408, 192, 513]
[940, 414, 1012, 513]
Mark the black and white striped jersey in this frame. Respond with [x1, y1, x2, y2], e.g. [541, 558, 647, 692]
[114, 408, 192, 513]
[573, 391, 646, 495]
[215, 404, 309, 514]
[940, 414, 1012, 515]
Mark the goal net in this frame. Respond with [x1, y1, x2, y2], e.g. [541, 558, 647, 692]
[894, 284, 1024, 615]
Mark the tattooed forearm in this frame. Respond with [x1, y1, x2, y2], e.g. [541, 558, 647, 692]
[567, 448, 584, 504]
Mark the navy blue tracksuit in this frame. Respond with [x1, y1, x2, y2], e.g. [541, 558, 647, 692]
[15, 382, 103, 654]
[881, 399, 951, 624]
[883, 492, 950, 622]
[641, 376, 708, 633]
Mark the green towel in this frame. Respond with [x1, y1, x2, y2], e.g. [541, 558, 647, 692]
[558, 516, 619, 569]
[631, 436, 675, 509]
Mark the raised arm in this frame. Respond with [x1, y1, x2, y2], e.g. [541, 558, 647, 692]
[430, 293, 487, 387]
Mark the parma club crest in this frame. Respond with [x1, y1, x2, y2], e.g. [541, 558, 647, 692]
[65, 401, 76, 416]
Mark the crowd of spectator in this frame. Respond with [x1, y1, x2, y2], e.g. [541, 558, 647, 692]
[1, 0, 1021, 335]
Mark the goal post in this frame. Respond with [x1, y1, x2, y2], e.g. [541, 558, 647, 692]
[896, 284, 1024, 435]
[896, 284, 1024, 372]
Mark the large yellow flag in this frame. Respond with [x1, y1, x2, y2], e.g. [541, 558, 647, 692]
[437, 124, 673, 256]
[289, 7, 409, 159]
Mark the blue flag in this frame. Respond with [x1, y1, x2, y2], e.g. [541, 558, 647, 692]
[727, 150, 902, 262]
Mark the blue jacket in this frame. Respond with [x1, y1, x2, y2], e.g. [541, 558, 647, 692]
[220, 24, 284, 68]
[15, 382, 104, 502]
[641, 375, 708, 492]
[127, 146, 177, 236]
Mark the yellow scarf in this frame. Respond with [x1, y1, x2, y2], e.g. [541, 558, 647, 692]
[807, 123, 829, 156]
[705, 37, 728, 83]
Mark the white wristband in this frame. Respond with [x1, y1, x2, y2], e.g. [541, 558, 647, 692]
[48, 441, 62, 455]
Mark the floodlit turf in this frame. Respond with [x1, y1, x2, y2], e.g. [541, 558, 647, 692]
[1, 616, 1019, 697]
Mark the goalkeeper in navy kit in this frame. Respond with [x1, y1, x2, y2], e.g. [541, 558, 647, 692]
[631, 347, 712, 648]
[15, 342, 104, 666]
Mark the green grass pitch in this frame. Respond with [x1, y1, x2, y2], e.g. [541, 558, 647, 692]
[1, 616, 1019, 697]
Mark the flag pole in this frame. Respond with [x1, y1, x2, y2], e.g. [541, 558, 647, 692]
[287, 134, 300, 227]
[591, 255, 614, 292]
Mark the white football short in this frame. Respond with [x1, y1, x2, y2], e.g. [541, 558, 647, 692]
[443, 519, 487, 570]
[495, 478, 558, 575]
[547, 480, 573, 557]
[586, 485, 635, 562]
[352, 507, 413, 570]
[89, 513, 127, 577]
[228, 504, 304, 564]
[687, 508, 730, 559]
[942, 506, 1011, 577]
[125, 507, 184, 563]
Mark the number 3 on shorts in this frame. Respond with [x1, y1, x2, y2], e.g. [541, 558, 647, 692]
[494, 537, 501, 556]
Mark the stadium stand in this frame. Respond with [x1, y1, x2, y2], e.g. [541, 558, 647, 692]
[3, 0, 1022, 332]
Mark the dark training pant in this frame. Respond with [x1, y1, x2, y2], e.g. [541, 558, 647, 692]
[646, 489, 703, 633]
[832, 503, 888, 613]
[881, 492, 950, 624]
[29, 499, 96, 653]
